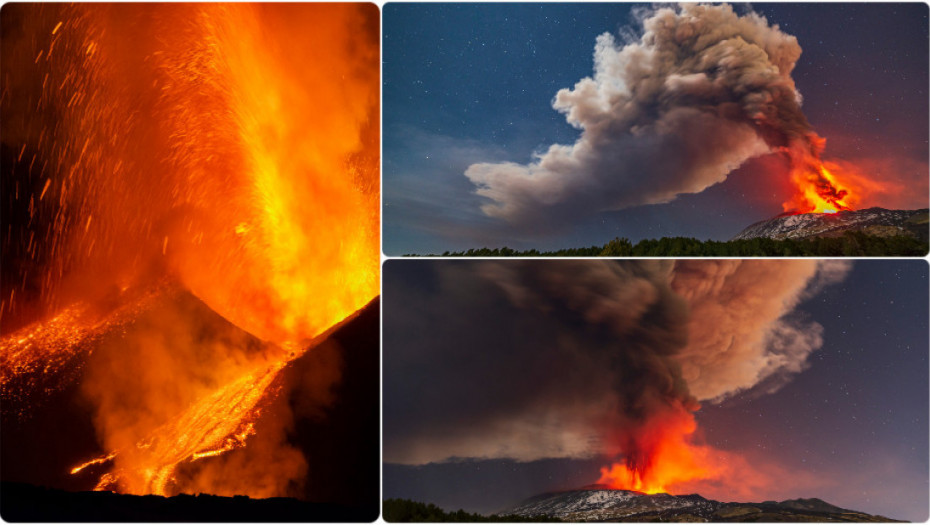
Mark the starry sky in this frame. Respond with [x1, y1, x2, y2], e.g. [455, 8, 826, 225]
[382, 3, 929, 255]
[382, 260, 928, 521]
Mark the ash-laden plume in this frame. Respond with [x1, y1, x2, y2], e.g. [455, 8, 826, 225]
[465, 4, 852, 229]
[383, 260, 849, 498]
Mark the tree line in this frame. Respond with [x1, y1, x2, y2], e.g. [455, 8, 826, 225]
[382, 498, 559, 522]
[420, 231, 928, 257]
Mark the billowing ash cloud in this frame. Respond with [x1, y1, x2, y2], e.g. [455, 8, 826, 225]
[382, 260, 849, 465]
[465, 4, 816, 228]
[672, 260, 850, 400]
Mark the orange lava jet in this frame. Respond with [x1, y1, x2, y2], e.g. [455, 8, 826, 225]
[784, 160, 857, 214]
[781, 137, 859, 215]
[597, 407, 721, 495]
[2, 3, 378, 499]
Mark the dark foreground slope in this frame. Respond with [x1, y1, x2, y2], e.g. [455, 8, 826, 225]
[0, 482, 374, 522]
[382, 499, 558, 522]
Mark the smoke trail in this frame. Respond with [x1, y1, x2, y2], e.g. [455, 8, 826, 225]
[383, 260, 849, 465]
[464, 4, 826, 228]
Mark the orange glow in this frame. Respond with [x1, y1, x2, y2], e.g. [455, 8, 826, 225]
[597, 408, 721, 495]
[2, 3, 378, 499]
[80, 360, 287, 495]
[783, 155, 859, 214]
[1, 285, 168, 411]
[155, 4, 380, 346]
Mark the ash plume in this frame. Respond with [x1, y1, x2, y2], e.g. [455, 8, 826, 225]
[383, 260, 849, 465]
[465, 4, 822, 228]
[672, 259, 850, 401]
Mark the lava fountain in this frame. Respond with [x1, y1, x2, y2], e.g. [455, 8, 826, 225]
[780, 136, 860, 215]
[594, 398, 776, 500]
[1, 3, 378, 498]
[595, 402, 722, 495]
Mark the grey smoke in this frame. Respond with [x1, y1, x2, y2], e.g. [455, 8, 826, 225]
[465, 4, 820, 228]
[382, 260, 849, 465]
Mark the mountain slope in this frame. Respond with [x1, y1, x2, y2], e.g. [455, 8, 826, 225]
[503, 488, 900, 522]
[731, 207, 928, 241]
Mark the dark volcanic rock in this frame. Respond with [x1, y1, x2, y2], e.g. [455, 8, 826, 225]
[731, 208, 928, 241]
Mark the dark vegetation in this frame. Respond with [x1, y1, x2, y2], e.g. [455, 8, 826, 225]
[382, 499, 560, 522]
[422, 231, 928, 257]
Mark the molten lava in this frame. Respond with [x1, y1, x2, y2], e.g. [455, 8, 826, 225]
[2, 3, 378, 499]
[780, 136, 859, 215]
[784, 161, 857, 214]
[597, 407, 720, 495]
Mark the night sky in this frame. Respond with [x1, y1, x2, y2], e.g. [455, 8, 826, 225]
[382, 3, 929, 255]
[382, 260, 928, 522]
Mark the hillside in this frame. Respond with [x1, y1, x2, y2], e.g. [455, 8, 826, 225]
[502, 489, 902, 522]
[732, 208, 928, 242]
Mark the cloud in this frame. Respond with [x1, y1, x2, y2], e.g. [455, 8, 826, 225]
[672, 260, 851, 401]
[465, 4, 813, 229]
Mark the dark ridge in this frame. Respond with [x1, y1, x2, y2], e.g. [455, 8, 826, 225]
[0, 482, 373, 522]
[769, 497, 852, 514]
[382, 498, 559, 523]
[416, 230, 928, 257]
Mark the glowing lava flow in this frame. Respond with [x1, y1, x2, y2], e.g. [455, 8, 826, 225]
[72, 360, 285, 495]
[67, 301, 368, 496]
[596, 408, 720, 495]
[0, 285, 168, 410]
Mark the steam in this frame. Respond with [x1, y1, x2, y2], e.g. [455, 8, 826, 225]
[464, 4, 822, 228]
[383, 260, 850, 465]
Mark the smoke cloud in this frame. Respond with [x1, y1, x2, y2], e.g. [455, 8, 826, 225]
[383, 260, 850, 465]
[465, 4, 819, 228]
[672, 259, 850, 401]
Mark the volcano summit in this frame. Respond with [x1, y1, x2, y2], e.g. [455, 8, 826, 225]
[731, 208, 929, 242]
[503, 487, 899, 522]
